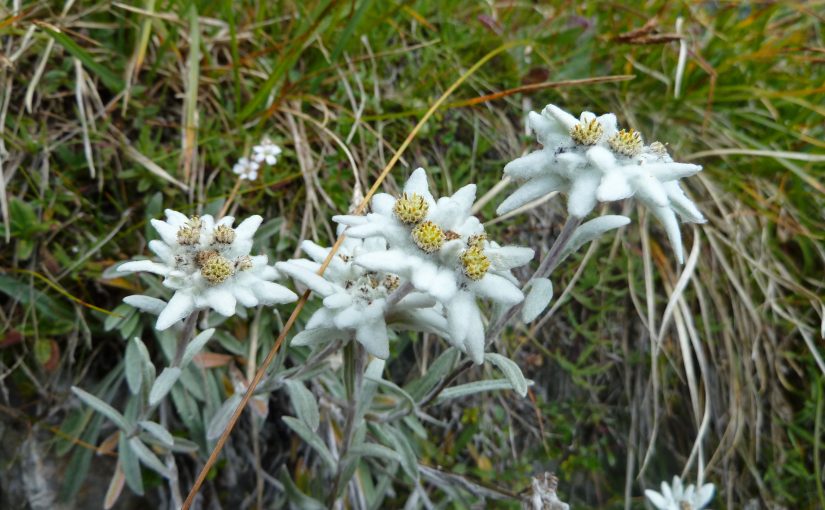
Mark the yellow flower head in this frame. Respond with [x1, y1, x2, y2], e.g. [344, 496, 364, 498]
[570, 118, 604, 146]
[200, 255, 234, 285]
[608, 129, 643, 157]
[393, 192, 429, 224]
[460, 245, 490, 281]
[411, 221, 445, 253]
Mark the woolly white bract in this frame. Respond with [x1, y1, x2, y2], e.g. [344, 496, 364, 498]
[252, 137, 282, 166]
[500, 104, 705, 262]
[277, 233, 446, 359]
[118, 210, 297, 330]
[334, 168, 534, 363]
[644, 476, 715, 510]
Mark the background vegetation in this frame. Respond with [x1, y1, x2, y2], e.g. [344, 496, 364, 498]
[1, 0, 823, 508]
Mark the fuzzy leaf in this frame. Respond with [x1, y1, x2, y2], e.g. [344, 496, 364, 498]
[436, 378, 533, 403]
[560, 215, 631, 261]
[71, 387, 129, 430]
[522, 278, 554, 323]
[206, 393, 242, 441]
[284, 379, 320, 432]
[128, 437, 170, 478]
[124, 339, 143, 395]
[484, 353, 529, 397]
[148, 367, 181, 406]
[118, 432, 143, 495]
[282, 416, 337, 471]
[180, 328, 215, 368]
[347, 443, 402, 464]
[138, 420, 174, 448]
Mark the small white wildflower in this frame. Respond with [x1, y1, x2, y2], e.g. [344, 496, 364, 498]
[334, 168, 533, 363]
[118, 210, 297, 330]
[500, 104, 705, 262]
[252, 138, 282, 165]
[276, 233, 445, 359]
[645, 475, 715, 510]
[232, 157, 260, 180]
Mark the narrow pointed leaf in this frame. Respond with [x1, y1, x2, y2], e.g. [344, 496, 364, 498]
[128, 437, 171, 478]
[71, 387, 129, 430]
[282, 416, 336, 471]
[284, 379, 320, 431]
[484, 353, 529, 397]
[148, 367, 181, 406]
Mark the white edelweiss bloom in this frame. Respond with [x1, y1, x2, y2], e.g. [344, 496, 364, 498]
[118, 209, 297, 330]
[644, 475, 715, 510]
[587, 143, 705, 263]
[500, 104, 705, 262]
[498, 104, 618, 218]
[232, 157, 260, 180]
[276, 234, 445, 359]
[252, 137, 282, 166]
[334, 168, 534, 364]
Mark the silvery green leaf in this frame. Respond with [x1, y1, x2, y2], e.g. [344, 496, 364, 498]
[385, 425, 419, 481]
[148, 367, 181, 406]
[436, 378, 534, 403]
[124, 339, 143, 395]
[284, 379, 320, 432]
[71, 386, 129, 430]
[484, 353, 529, 397]
[104, 304, 133, 332]
[170, 437, 200, 453]
[404, 347, 459, 401]
[206, 394, 242, 441]
[118, 432, 143, 495]
[133, 337, 155, 391]
[123, 294, 167, 315]
[180, 328, 215, 368]
[138, 420, 174, 448]
[282, 416, 337, 471]
[278, 466, 325, 510]
[128, 437, 171, 478]
[291, 327, 340, 347]
[522, 277, 553, 324]
[560, 215, 631, 261]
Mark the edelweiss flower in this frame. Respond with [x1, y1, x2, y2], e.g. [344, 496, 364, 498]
[276, 233, 446, 359]
[118, 210, 297, 330]
[252, 137, 282, 166]
[334, 168, 533, 363]
[645, 475, 715, 510]
[499, 104, 705, 262]
[232, 157, 260, 180]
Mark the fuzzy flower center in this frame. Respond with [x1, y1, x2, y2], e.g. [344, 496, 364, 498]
[460, 245, 490, 281]
[345, 272, 399, 305]
[393, 192, 429, 225]
[570, 119, 604, 145]
[235, 255, 253, 271]
[213, 225, 236, 244]
[195, 249, 219, 268]
[176, 216, 203, 245]
[649, 140, 669, 158]
[411, 221, 445, 253]
[608, 129, 643, 157]
[200, 255, 234, 285]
